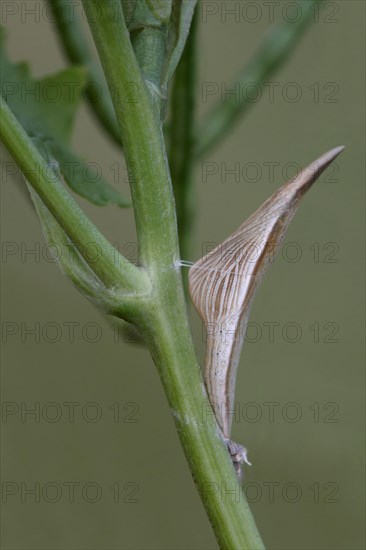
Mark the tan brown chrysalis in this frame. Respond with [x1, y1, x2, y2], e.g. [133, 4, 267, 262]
[189, 146, 345, 475]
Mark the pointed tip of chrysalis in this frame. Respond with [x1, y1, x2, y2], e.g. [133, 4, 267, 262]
[286, 145, 345, 197]
[319, 145, 345, 165]
[331, 144, 346, 154]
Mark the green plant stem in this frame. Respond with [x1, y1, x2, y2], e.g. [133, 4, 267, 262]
[168, 10, 198, 274]
[47, 0, 121, 145]
[81, 0, 177, 270]
[195, 0, 320, 158]
[0, 97, 146, 293]
[138, 304, 265, 550]
[82, 2, 264, 547]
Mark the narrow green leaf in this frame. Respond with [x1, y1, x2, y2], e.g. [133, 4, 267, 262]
[47, 143, 130, 206]
[0, 27, 130, 207]
[195, 0, 321, 157]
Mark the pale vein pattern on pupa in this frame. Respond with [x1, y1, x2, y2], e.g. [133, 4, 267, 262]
[189, 147, 344, 445]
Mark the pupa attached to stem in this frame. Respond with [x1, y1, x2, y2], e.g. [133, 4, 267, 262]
[189, 146, 345, 476]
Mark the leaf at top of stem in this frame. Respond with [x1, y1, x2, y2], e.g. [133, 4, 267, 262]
[145, 0, 172, 24]
[161, 0, 197, 88]
[0, 26, 130, 207]
[120, 0, 196, 112]
[123, 0, 171, 30]
[189, 146, 345, 439]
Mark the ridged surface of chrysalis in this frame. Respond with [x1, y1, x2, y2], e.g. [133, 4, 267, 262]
[189, 146, 344, 439]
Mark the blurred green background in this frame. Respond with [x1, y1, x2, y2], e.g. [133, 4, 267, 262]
[1, 1, 365, 549]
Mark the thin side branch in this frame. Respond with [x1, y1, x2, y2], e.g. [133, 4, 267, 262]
[47, 0, 121, 145]
[0, 97, 148, 294]
[195, 0, 321, 158]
